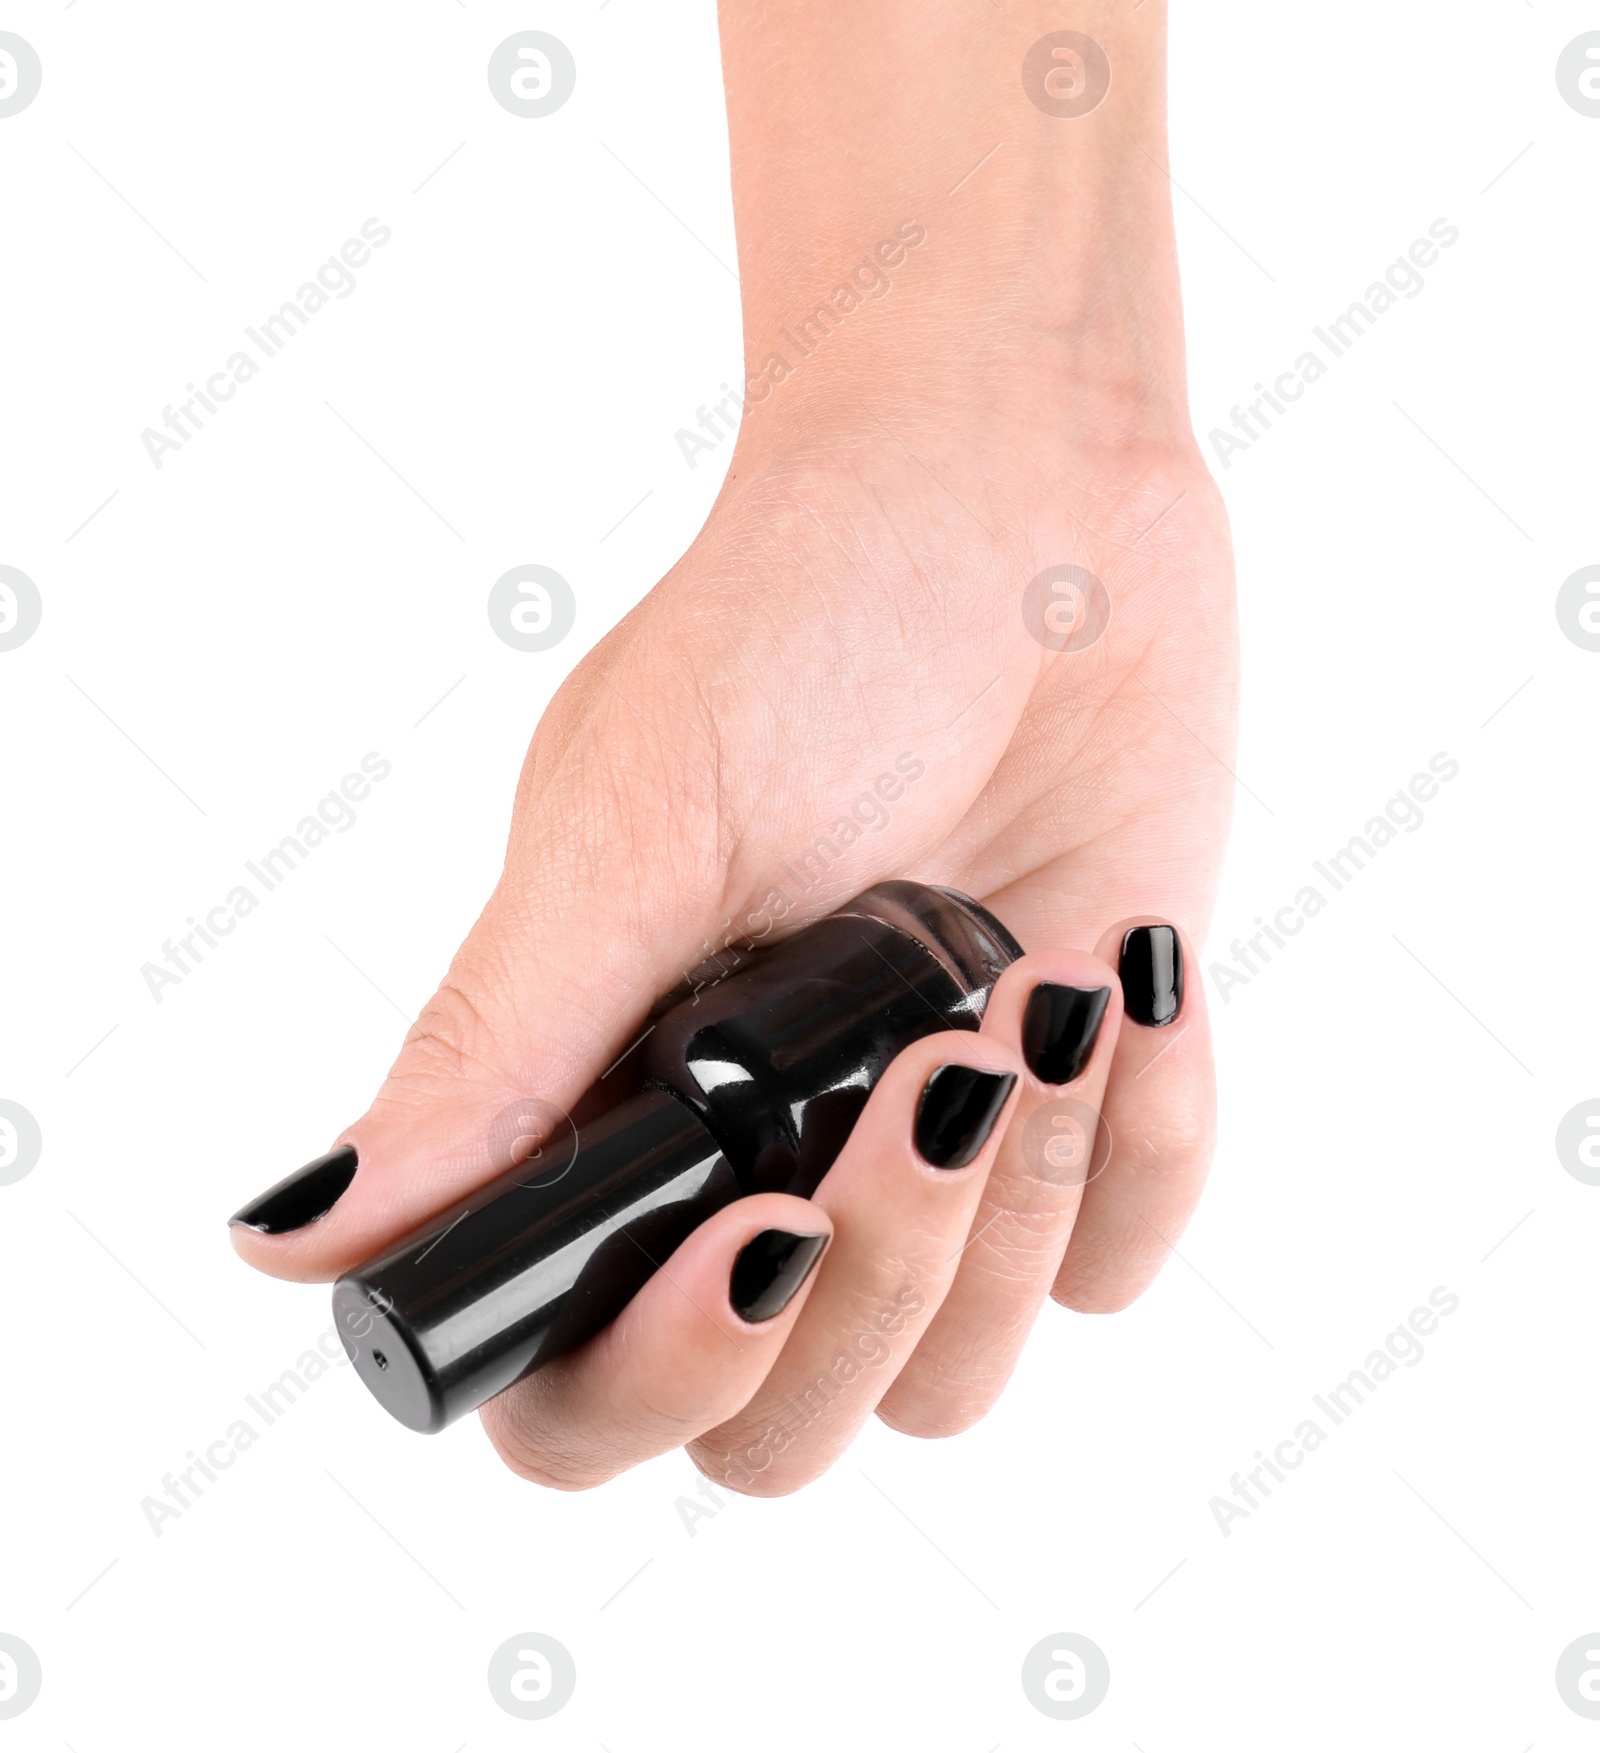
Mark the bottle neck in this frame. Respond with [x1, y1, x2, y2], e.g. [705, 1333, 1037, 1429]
[642, 885, 1021, 1198]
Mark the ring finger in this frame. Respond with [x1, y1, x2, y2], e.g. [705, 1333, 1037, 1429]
[875, 948, 1122, 1437]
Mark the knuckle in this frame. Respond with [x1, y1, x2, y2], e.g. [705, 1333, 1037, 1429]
[395, 975, 506, 1091]
[877, 1327, 1020, 1439]
[1111, 1116, 1215, 1181]
[963, 1191, 1079, 1281]
[695, 1272, 936, 1487]
[1054, 1276, 1144, 1314]
[480, 1398, 620, 1493]
[605, 1371, 726, 1442]
[837, 1246, 938, 1330]
[600, 1322, 749, 1439]
[486, 1429, 615, 1492]
[1052, 1237, 1156, 1312]
[876, 1394, 982, 1441]
[687, 1437, 826, 1499]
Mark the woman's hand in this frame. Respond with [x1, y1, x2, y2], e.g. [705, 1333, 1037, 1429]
[229, 0, 1238, 1492]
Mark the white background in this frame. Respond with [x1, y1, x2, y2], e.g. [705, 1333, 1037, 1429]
[1, 2, 1596, 1746]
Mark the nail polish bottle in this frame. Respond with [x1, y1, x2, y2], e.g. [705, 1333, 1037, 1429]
[332, 882, 1022, 1432]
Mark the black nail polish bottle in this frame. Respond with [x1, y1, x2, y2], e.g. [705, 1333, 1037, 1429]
[333, 882, 1021, 1432]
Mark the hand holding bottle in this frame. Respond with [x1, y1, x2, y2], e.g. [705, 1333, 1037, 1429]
[228, 0, 1236, 1492]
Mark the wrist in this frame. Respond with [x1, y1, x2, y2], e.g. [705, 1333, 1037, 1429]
[718, 1, 1193, 464]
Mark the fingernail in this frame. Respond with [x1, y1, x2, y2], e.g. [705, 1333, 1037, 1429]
[914, 1064, 1017, 1170]
[1119, 925, 1183, 1027]
[730, 1229, 828, 1322]
[1021, 983, 1111, 1085]
[229, 1145, 358, 1234]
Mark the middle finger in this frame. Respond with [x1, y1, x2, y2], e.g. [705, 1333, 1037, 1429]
[688, 1030, 1022, 1496]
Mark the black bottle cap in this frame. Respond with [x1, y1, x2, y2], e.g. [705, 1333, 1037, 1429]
[332, 1089, 735, 1432]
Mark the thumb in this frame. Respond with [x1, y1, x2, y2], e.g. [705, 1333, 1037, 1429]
[228, 694, 731, 1282]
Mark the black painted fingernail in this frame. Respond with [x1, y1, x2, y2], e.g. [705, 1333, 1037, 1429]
[229, 1145, 358, 1234]
[730, 1229, 828, 1322]
[1021, 983, 1111, 1085]
[914, 1064, 1017, 1169]
[1119, 925, 1183, 1027]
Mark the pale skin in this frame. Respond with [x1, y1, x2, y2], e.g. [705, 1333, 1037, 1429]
[233, 0, 1238, 1493]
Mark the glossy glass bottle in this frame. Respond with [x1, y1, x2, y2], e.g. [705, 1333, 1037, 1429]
[332, 881, 1022, 1432]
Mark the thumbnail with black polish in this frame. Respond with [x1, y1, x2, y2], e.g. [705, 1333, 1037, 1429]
[1021, 983, 1111, 1085]
[1120, 924, 1183, 1028]
[230, 1145, 358, 1234]
[730, 1229, 828, 1322]
[914, 1064, 1017, 1170]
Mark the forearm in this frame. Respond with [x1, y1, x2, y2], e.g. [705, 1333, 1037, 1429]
[717, 0, 1190, 450]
